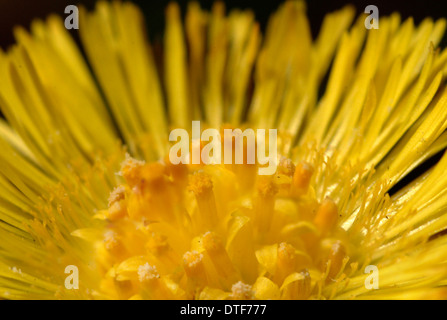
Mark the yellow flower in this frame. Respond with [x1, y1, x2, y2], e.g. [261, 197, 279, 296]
[1, 0, 447, 300]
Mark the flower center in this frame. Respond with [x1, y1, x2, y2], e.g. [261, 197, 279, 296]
[94, 141, 354, 300]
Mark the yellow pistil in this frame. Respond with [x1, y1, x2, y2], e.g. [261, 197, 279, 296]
[313, 197, 338, 237]
[107, 187, 127, 221]
[138, 263, 159, 282]
[276, 242, 301, 284]
[189, 172, 219, 232]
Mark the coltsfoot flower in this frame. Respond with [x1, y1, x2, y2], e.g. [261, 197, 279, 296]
[1, 1, 447, 300]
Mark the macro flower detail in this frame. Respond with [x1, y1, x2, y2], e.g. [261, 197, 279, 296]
[1, 0, 447, 300]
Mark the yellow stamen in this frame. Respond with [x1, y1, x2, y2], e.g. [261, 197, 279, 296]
[325, 241, 347, 283]
[253, 176, 278, 238]
[313, 197, 338, 236]
[202, 231, 238, 289]
[189, 172, 218, 232]
[281, 269, 312, 300]
[291, 161, 314, 196]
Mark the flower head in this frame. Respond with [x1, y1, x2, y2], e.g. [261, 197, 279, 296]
[1, 1, 447, 300]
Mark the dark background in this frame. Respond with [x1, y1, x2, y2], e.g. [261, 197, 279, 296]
[1, 0, 447, 50]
